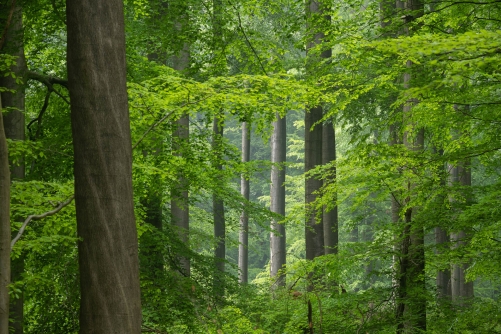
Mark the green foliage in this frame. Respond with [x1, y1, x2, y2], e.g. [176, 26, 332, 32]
[8, 0, 501, 332]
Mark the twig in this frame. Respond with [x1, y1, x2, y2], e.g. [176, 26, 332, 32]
[11, 195, 75, 250]
[229, 1, 269, 76]
[27, 89, 52, 141]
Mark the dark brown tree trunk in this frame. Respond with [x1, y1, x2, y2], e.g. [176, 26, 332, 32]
[270, 113, 286, 286]
[0, 96, 11, 334]
[435, 227, 451, 298]
[212, 0, 226, 297]
[238, 122, 250, 284]
[305, 105, 324, 261]
[171, 44, 191, 276]
[0, 3, 26, 332]
[305, 0, 327, 262]
[322, 119, 337, 255]
[66, 0, 142, 332]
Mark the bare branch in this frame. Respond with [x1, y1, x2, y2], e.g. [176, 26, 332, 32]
[11, 195, 75, 250]
[27, 70, 68, 88]
[27, 89, 52, 141]
[228, 0, 269, 76]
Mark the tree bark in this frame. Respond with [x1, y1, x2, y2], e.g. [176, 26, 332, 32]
[322, 123, 337, 255]
[0, 95, 11, 334]
[66, 0, 142, 332]
[212, 0, 226, 297]
[305, 0, 326, 262]
[0, 2, 26, 332]
[238, 122, 250, 284]
[270, 113, 286, 286]
[435, 227, 451, 298]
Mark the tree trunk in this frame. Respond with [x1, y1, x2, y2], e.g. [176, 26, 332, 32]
[238, 122, 250, 284]
[305, 0, 326, 262]
[0, 3, 26, 332]
[435, 227, 451, 298]
[212, 0, 226, 297]
[212, 116, 225, 294]
[270, 113, 286, 286]
[450, 158, 474, 304]
[171, 43, 191, 276]
[305, 105, 324, 261]
[322, 121, 337, 256]
[0, 95, 11, 334]
[396, 96, 426, 333]
[66, 1, 142, 332]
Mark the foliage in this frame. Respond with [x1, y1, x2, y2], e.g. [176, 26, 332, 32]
[3, 0, 501, 332]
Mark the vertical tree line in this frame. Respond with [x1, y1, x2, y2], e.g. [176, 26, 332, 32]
[66, 0, 141, 331]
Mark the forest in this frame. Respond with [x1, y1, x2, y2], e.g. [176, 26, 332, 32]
[0, 0, 500, 333]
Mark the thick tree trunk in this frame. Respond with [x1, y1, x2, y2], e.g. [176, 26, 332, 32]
[322, 122, 337, 256]
[0, 3, 26, 332]
[66, 1, 142, 332]
[0, 96, 11, 334]
[270, 113, 286, 286]
[212, 116, 225, 293]
[171, 45, 191, 276]
[238, 122, 250, 284]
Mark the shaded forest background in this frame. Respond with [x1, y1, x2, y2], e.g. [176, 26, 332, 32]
[1, 0, 501, 332]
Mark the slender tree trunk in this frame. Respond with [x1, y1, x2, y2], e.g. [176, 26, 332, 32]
[213, 116, 225, 293]
[66, 1, 142, 332]
[396, 92, 426, 334]
[305, 0, 326, 262]
[436, 226, 451, 298]
[395, 0, 426, 329]
[171, 44, 191, 276]
[0, 3, 26, 332]
[270, 113, 286, 286]
[0, 95, 11, 334]
[238, 122, 250, 284]
[212, 0, 226, 297]
[322, 122, 337, 255]
[450, 157, 474, 304]
[435, 152, 451, 299]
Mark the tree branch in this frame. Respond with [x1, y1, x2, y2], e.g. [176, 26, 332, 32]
[27, 89, 52, 141]
[27, 70, 68, 88]
[229, 1, 269, 76]
[11, 195, 75, 250]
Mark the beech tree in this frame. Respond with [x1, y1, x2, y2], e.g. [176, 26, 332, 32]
[238, 121, 250, 283]
[0, 2, 25, 332]
[305, 0, 327, 261]
[270, 113, 286, 285]
[0, 94, 10, 334]
[66, 0, 141, 331]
